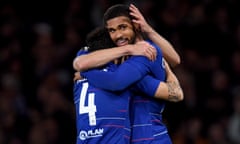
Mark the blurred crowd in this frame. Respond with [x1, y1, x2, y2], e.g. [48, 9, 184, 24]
[0, 0, 240, 143]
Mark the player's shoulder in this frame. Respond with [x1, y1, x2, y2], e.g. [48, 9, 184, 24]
[145, 39, 162, 55]
[145, 40, 159, 49]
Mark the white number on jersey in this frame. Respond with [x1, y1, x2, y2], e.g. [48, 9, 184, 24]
[79, 82, 97, 126]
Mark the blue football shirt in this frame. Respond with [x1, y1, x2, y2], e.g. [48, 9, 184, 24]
[73, 49, 131, 144]
[81, 40, 172, 143]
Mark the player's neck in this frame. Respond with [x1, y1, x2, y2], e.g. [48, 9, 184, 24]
[135, 35, 144, 42]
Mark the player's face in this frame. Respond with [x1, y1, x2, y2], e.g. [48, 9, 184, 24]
[106, 16, 136, 47]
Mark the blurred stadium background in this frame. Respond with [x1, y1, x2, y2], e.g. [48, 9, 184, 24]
[0, 0, 240, 143]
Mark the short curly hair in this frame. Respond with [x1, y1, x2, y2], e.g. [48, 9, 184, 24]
[86, 27, 115, 52]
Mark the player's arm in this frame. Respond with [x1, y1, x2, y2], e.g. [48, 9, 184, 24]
[135, 76, 183, 102]
[155, 60, 183, 101]
[155, 61, 183, 102]
[81, 56, 150, 91]
[80, 51, 162, 91]
[73, 41, 156, 72]
[163, 60, 184, 101]
[134, 62, 183, 102]
[129, 4, 180, 67]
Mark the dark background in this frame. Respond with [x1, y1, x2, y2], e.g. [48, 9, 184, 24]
[0, 0, 240, 143]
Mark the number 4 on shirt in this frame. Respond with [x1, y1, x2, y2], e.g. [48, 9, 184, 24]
[79, 82, 97, 126]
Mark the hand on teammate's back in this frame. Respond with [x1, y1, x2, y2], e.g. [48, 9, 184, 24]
[73, 72, 82, 82]
[129, 41, 157, 61]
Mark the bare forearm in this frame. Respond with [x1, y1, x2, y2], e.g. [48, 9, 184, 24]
[73, 41, 157, 72]
[165, 70, 183, 102]
[73, 46, 130, 72]
[154, 81, 183, 102]
[154, 73, 183, 102]
[146, 28, 181, 67]
[166, 81, 183, 102]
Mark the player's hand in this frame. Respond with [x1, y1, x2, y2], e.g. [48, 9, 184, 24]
[129, 41, 157, 61]
[129, 4, 153, 34]
[73, 72, 82, 82]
